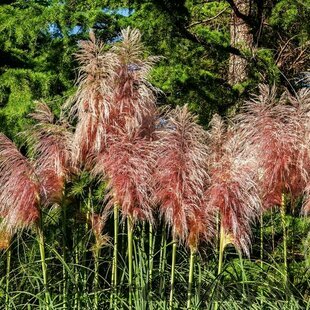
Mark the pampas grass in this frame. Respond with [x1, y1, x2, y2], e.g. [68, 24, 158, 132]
[0, 29, 309, 310]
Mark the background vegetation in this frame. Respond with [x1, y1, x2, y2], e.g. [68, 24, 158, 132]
[1, 0, 309, 135]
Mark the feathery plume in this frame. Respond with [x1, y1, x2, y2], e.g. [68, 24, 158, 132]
[110, 27, 160, 134]
[66, 28, 159, 167]
[154, 105, 212, 246]
[28, 102, 73, 205]
[286, 88, 310, 214]
[206, 115, 260, 254]
[93, 120, 156, 223]
[30, 101, 55, 124]
[235, 85, 309, 209]
[0, 134, 40, 232]
[65, 30, 118, 165]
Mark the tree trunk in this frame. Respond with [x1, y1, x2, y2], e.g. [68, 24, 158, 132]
[228, 0, 253, 85]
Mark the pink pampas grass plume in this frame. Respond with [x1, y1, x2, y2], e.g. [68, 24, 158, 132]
[93, 119, 156, 223]
[153, 105, 213, 246]
[29, 102, 73, 205]
[206, 114, 260, 254]
[0, 134, 40, 232]
[235, 85, 309, 210]
[110, 27, 160, 136]
[285, 87, 310, 214]
[65, 30, 118, 165]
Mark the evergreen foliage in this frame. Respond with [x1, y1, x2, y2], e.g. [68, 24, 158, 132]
[1, 0, 308, 137]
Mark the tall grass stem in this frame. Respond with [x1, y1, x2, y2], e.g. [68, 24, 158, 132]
[127, 216, 134, 310]
[215, 223, 226, 310]
[280, 193, 287, 285]
[5, 243, 11, 310]
[169, 240, 177, 309]
[186, 246, 195, 309]
[217, 224, 225, 276]
[37, 217, 50, 310]
[149, 224, 154, 291]
[159, 225, 167, 298]
[62, 203, 67, 310]
[94, 247, 100, 310]
[110, 204, 119, 308]
[260, 211, 263, 270]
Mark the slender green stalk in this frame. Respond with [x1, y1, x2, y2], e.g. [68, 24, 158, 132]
[148, 224, 154, 291]
[74, 201, 84, 310]
[217, 224, 225, 276]
[260, 211, 263, 270]
[62, 203, 67, 310]
[94, 246, 100, 310]
[159, 225, 167, 298]
[215, 211, 220, 256]
[135, 226, 148, 306]
[37, 217, 50, 310]
[127, 215, 134, 310]
[5, 243, 11, 310]
[169, 240, 177, 310]
[73, 226, 80, 310]
[110, 204, 119, 309]
[121, 220, 126, 254]
[280, 193, 287, 285]
[197, 257, 202, 302]
[238, 250, 247, 298]
[186, 246, 195, 309]
[119, 220, 127, 289]
[82, 190, 91, 303]
[259, 211, 264, 305]
[291, 202, 297, 273]
[214, 223, 226, 310]
[271, 208, 275, 252]
[113, 204, 119, 288]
